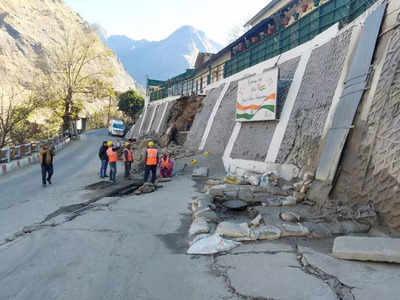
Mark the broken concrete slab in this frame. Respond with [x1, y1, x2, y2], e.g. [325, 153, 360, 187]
[229, 241, 293, 254]
[193, 208, 219, 223]
[300, 246, 400, 300]
[192, 167, 209, 178]
[333, 236, 400, 264]
[215, 252, 336, 300]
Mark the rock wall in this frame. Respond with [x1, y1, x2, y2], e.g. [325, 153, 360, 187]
[231, 58, 300, 161]
[332, 14, 400, 231]
[150, 104, 163, 134]
[276, 29, 352, 169]
[203, 82, 238, 155]
[184, 86, 225, 151]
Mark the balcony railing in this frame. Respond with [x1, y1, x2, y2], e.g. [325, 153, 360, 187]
[149, 0, 378, 101]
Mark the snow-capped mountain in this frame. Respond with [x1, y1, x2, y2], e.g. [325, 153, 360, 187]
[104, 26, 223, 85]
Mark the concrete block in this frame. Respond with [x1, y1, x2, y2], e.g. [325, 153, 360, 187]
[333, 236, 400, 264]
[192, 167, 209, 178]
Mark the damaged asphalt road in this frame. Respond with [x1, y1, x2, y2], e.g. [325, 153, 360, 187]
[0, 133, 399, 300]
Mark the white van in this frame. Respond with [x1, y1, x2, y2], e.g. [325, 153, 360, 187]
[108, 120, 125, 136]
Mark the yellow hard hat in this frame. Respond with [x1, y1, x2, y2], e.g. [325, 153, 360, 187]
[124, 142, 130, 147]
[107, 141, 113, 147]
[204, 152, 210, 157]
[148, 141, 154, 147]
[191, 159, 197, 165]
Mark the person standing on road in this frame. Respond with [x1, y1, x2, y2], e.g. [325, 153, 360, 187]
[107, 141, 118, 183]
[144, 141, 158, 184]
[123, 142, 133, 179]
[98, 141, 109, 178]
[159, 152, 174, 178]
[40, 143, 55, 187]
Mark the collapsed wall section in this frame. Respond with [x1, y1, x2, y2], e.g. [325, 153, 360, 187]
[276, 28, 353, 170]
[184, 85, 225, 151]
[230, 58, 301, 161]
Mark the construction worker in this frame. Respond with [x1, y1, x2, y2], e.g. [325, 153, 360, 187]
[144, 141, 158, 184]
[107, 141, 118, 183]
[39, 143, 55, 187]
[123, 142, 133, 179]
[159, 152, 174, 178]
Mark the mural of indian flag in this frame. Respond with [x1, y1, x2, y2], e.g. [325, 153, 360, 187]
[236, 68, 278, 122]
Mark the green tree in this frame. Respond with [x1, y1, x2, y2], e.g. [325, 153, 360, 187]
[118, 89, 144, 122]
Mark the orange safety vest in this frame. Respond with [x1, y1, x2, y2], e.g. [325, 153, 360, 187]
[146, 148, 158, 166]
[160, 158, 171, 169]
[123, 149, 133, 162]
[107, 147, 118, 163]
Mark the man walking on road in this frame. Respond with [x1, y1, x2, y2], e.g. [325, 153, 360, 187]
[40, 143, 55, 187]
[107, 141, 118, 183]
[144, 141, 158, 184]
[123, 142, 133, 179]
[98, 141, 109, 178]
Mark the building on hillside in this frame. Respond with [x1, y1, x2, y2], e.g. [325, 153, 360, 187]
[147, 0, 379, 101]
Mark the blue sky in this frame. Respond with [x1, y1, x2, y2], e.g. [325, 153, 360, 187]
[64, 0, 269, 45]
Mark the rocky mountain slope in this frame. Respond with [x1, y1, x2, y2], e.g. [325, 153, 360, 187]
[0, 0, 141, 103]
[104, 26, 223, 85]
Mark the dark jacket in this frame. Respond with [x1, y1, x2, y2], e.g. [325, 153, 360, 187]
[99, 145, 108, 161]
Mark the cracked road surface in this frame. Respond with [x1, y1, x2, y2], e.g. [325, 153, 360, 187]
[1, 130, 400, 299]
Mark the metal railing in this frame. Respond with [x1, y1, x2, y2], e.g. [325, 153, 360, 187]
[0, 135, 67, 164]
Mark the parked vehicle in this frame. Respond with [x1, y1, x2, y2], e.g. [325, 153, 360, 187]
[108, 120, 125, 137]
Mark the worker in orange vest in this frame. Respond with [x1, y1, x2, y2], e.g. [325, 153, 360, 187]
[144, 141, 158, 184]
[123, 142, 133, 179]
[159, 152, 174, 178]
[107, 141, 118, 183]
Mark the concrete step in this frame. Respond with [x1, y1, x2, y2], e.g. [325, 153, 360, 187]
[333, 236, 400, 264]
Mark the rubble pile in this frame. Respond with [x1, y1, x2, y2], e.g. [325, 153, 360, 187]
[188, 169, 372, 254]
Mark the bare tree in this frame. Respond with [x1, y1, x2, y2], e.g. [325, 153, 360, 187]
[0, 88, 44, 148]
[42, 30, 115, 131]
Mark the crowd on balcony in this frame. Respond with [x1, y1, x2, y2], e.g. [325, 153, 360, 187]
[231, 0, 330, 56]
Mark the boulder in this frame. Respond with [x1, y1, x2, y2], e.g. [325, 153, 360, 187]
[238, 188, 254, 203]
[333, 236, 400, 264]
[216, 222, 250, 239]
[209, 184, 239, 197]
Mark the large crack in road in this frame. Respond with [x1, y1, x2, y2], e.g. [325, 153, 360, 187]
[294, 243, 355, 300]
[0, 181, 142, 248]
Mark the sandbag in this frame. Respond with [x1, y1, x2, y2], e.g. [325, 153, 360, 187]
[187, 233, 241, 255]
